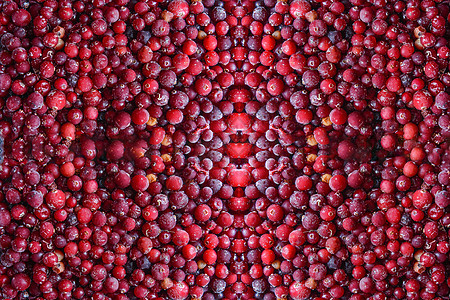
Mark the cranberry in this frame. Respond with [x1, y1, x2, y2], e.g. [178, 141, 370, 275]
[0, 1, 447, 299]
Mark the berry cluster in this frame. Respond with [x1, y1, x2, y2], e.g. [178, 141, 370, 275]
[0, 0, 449, 299]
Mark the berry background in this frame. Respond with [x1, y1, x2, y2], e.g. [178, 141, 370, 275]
[0, 0, 449, 299]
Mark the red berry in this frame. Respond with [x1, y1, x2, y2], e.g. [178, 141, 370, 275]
[46, 90, 66, 110]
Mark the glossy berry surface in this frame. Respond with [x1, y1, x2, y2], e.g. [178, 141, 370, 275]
[0, 0, 449, 300]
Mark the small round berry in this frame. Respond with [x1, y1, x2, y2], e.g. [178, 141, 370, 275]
[329, 175, 347, 192]
[131, 175, 149, 192]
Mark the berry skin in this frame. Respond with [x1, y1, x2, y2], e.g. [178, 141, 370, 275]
[45, 190, 66, 210]
[267, 204, 284, 222]
[329, 175, 347, 192]
[290, 0, 312, 19]
[290, 281, 311, 300]
[0, 1, 447, 299]
[131, 174, 149, 192]
[45, 90, 66, 110]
